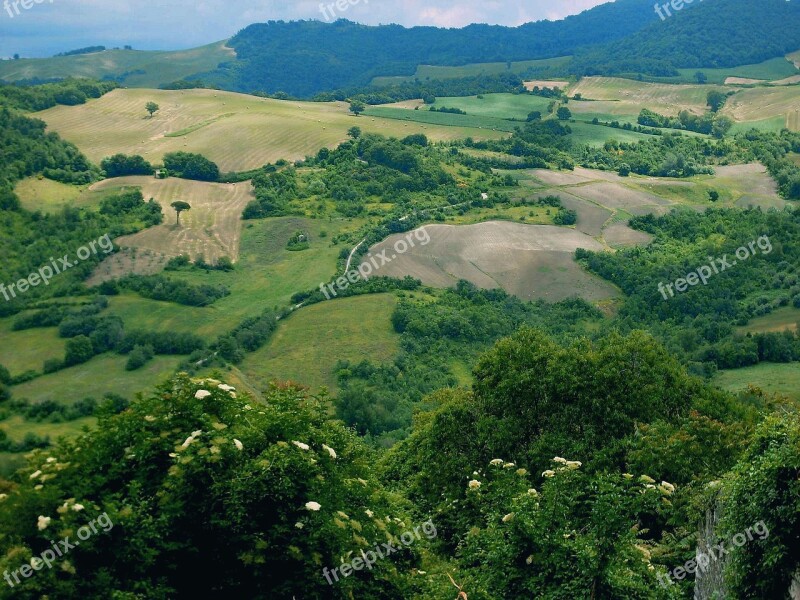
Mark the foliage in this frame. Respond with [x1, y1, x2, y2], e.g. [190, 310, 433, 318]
[0, 376, 419, 598]
[100, 153, 154, 177]
[116, 274, 230, 307]
[162, 152, 220, 182]
[0, 78, 117, 112]
[720, 413, 800, 599]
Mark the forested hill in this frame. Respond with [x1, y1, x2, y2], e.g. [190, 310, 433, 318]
[200, 0, 659, 96]
[572, 0, 800, 76]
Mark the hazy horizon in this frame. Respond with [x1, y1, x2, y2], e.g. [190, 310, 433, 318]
[0, 0, 608, 59]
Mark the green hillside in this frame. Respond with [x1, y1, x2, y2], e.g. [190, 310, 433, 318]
[0, 42, 234, 88]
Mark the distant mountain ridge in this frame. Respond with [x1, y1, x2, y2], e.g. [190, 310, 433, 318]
[199, 0, 661, 96]
[571, 0, 800, 76]
[2, 0, 799, 97]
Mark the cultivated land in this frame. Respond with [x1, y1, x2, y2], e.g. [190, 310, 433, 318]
[568, 77, 727, 117]
[240, 294, 400, 393]
[721, 86, 800, 129]
[360, 221, 619, 302]
[102, 215, 368, 339]
[0, 42, 235, 88]
[36, 89, 511, 172]
[366, 102, 655, 146]
[87, 176, 255, 271]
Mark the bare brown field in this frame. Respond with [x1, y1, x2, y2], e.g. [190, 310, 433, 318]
[724, 77, 765, 85]
[86, 248, 169, 287]
[90, 176, 253, 272]
[771, 76, 800, 86]
[602, 222, 654, 248]
[360, 221, 618, 302]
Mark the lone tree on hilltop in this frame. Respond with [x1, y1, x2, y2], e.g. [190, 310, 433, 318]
[146, 102, 160, 118]
[171, 201, 191, 227]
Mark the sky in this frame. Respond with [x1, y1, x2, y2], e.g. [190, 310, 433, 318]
[0, 0, 609, 58]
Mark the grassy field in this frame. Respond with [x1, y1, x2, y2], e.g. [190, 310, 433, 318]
[0, 42, 234, 88]
[428, 94, 553, 120]
[364, 105, 519, 132]
[367, 102, 658, 146]
[567, 121, 654, 145]
[370, 56, 572, 86]
[628, 57, 800, 85]
[670, 57, 800, 85]
[714, 363, 800, 402]
[240, 294, 400, 393]
[0, 318, 65, 377]
[728, 116, 788, 134]
[37, 88, 510, 172]
[737, 307, 800, 334]
[0, 415, 96, 443]
[11, 355, 181, 405]
[103, 215, 367, 339]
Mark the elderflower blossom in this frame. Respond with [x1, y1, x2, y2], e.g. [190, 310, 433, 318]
[292, 441, 310, 451]
[305, 501, 322, 511]
[195, 390, 212, 399]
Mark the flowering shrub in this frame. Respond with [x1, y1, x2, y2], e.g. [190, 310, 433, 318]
[0, 375, 418, 599]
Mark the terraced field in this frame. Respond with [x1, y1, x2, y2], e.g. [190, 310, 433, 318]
[36, 88, 510, 172]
